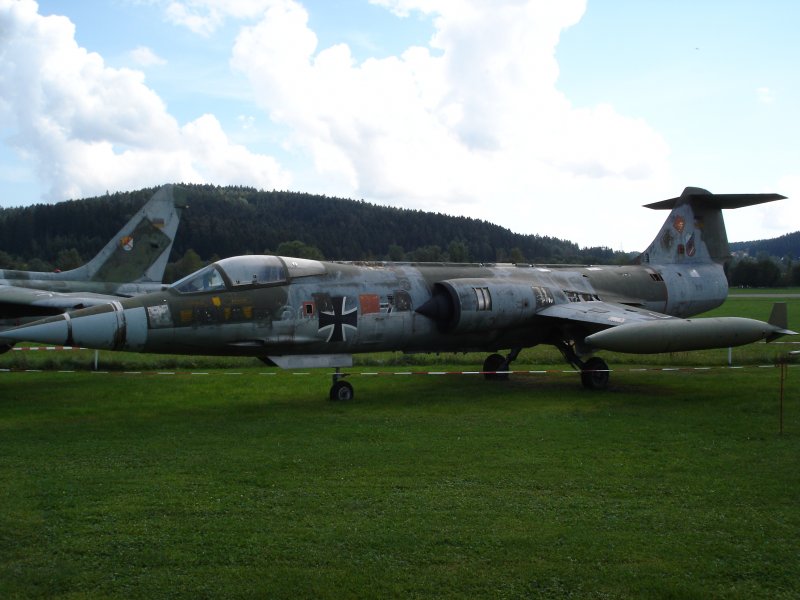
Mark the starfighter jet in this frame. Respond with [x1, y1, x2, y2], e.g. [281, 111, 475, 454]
[0, 184, 185, 339]
[1, 187, 794, 399]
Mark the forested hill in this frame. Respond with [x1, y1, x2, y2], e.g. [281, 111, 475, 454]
[730, 231, 800, 259]
[0, 184, 629, 275]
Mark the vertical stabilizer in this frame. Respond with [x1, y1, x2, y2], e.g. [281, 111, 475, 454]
[636, 187, 786, 265]
[64, 185, 187, 283]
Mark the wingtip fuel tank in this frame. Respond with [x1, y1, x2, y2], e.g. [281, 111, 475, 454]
[584, 317, 796, 354]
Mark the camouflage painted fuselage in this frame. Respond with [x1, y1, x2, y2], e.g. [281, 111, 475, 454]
[60, 255, 726, 360]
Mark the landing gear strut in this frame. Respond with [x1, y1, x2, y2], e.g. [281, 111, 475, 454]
[555, 340, 610, 390]
[329, 368, 354, 401]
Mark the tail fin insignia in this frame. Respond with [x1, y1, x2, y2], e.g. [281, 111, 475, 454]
[638, 187, 787, 265]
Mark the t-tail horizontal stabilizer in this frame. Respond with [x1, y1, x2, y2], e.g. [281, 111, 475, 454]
[643, 189, 786, 211]
[638, 187, 788, 265]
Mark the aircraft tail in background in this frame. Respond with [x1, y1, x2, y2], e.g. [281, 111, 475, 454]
[63, 184, 187, 284]
[0, 184, 187, 337]
[637, 187, 786, 266]
[0, 184, 186, 287]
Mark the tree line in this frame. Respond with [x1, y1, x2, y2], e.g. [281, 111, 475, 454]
[0, 184, 629, 278]
[727, 255, 800, 287]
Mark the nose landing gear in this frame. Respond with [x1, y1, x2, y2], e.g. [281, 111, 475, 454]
[330, 368, 354, 401]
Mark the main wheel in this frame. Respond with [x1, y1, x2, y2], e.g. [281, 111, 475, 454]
[483, 353, 509, 381]
[330, 380, 354, 401]
[581, 357, 610, 390]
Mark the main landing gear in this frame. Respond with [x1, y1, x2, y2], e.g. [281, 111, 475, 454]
[330, 368, 354, 401]
[481, 344, 610, 390]
[578, 356, 610, 390]
[482, 348, 521, 381]
[555, 340, 610, 390]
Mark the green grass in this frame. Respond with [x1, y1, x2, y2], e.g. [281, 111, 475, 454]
[1, 366, 799, 598]
[701, 292, 799, 321]
[0, 290, 798, 597]
[1, 293, 798, 373]
[728, 288, 800, 296]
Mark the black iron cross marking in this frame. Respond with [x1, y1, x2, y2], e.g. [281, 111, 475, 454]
[318, 296, 358, 342]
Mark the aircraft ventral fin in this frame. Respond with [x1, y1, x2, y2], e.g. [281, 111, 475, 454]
[266, 354, 354, 369]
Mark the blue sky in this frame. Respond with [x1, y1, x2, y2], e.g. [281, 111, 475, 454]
[0, 0, 796, 250]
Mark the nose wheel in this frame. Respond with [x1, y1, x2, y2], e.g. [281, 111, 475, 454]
[330, 368, 354, 401]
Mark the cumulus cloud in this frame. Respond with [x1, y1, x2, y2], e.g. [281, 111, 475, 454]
[0, 0, 678, 246]
[129, 46, 167, 67]
[165, 0, 278, 35]
[0, 0, 290, 201]
[230, 0, 671, 245]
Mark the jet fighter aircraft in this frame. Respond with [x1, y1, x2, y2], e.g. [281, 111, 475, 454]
[1, 186, 794, 399]
[0, 184, 185, 338]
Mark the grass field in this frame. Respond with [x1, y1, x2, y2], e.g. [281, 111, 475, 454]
[1, 293, 798, 598]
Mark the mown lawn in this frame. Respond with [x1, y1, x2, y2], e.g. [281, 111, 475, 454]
[1, 364, 798, 598]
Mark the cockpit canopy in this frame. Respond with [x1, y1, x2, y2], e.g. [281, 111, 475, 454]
[171, 255, 325, 294]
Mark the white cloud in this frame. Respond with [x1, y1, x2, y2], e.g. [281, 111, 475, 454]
[762, 175, 798, 236]
[231, 0, 672, 246]
[716, 176, 797, 244]
[756, 86, 775, 105]
[181, 113, 287, 185]
[165, 1, 219, 36]
[0, 0, 684, 248]
[165, 0, 278, 35]
[237, 114, 256, 130]
[367, 0, 420, 18]
[129, 46, 167, 67]
[0, 0, 291, 201]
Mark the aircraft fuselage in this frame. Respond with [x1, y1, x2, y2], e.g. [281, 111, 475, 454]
[53, 258, 728, 359]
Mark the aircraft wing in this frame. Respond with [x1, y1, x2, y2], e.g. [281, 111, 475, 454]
[537, 299, 792, 353]
[0, 285, 126, 319]
[536, 300, 675, 330]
